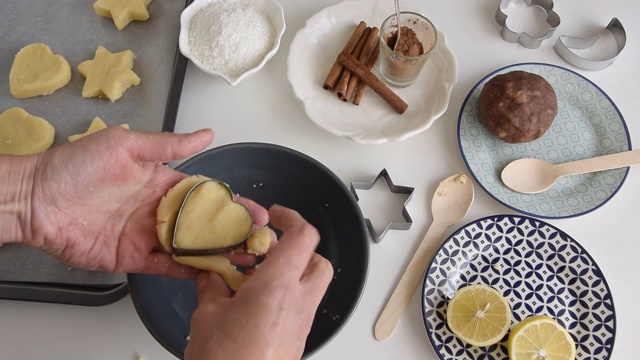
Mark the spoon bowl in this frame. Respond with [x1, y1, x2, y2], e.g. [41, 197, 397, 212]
[429, 173, 475, 227]
[374, 173, 474, 341]
[501, 158, 560, 194]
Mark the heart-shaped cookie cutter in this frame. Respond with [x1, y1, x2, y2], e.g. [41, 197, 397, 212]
[172, 179, 251, 256]
[553, 18, 626, 71]
[495, 0, 561, 49]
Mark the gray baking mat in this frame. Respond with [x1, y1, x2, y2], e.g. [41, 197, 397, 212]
[0, 0, 184, 145]
[0, 244, 125, 285]
[0, 0, 186, 287]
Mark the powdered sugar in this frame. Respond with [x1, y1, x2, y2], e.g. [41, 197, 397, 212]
[188, 1, 275, 78]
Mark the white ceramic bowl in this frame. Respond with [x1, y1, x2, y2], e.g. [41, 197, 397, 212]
[179, 0, 285, 86]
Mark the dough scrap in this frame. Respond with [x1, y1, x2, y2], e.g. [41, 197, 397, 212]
[0, 107, 55, 155]
[173, 255, 247, 291]
[77, 46, 140, 102]
[68, 117, 129, 142]
[246, 226, 271, 255]
[94, 0, 153, 30]
[9, 43, 72, 99]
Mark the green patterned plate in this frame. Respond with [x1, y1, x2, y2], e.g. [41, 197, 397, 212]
[458, 63, 631, 218]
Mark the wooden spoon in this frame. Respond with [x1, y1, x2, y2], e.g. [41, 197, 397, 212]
[501, 149, 640, 194]
[374, 173, 474, 341]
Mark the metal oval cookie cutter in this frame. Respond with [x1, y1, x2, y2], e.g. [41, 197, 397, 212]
[495, 0, 561, 49]
[554, 18, 626, 71]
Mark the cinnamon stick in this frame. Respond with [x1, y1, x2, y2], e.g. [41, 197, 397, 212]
[322, 21, 367, 91]
[337, 51, 408, 114]
[353, 42, 380, 105]
[336, 27, 371, 99]
[342, 27, 379, 102]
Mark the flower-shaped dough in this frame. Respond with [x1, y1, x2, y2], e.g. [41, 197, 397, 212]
[94, 0, 153, 30]
[77, 46, 140, 102]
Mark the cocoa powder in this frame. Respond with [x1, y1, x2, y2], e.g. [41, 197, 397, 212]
[386, 26, 424, 56]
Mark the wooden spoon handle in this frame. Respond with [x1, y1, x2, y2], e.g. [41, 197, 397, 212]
[556, 149, 640, 176]
[374, 221, 447, 341]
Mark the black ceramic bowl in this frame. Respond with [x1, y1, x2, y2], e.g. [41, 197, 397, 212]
[129, 142, 369, 358]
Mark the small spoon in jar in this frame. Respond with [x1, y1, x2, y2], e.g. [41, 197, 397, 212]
[501, 149, 640, 194]
[393, 0, 401, 51]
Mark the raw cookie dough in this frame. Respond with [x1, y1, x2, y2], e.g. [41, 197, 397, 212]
[77, 46, 140, 102]
[0, 107, 55, 155]
[156, 175, 271, 291]
[477, 71, 558, 143]
[156, 175, 247, 290]
[68, 117, 129, 142]
[9, 43, 72, 99]
[94, 0, 153, 30]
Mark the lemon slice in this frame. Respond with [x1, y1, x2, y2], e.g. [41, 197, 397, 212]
[446, 284, 512, 346]
[507, 315, 576, 360]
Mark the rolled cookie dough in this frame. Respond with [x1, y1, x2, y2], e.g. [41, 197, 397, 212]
[0, 107, 55, 155]
[9, 43, 72, 99]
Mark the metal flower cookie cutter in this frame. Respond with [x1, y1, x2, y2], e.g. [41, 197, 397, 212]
[554, 18, 626, 71]
[495, 0, 560, 49]
[350, 169, 414, 243]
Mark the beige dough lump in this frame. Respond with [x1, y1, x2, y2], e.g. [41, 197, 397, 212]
[9, 43, 72, 99]
[157, 175, 271, 291]
[94, 0, 153, 30]
[77, 46, 140, 102]
[157, 175, 247, 290]
[68, 117, 129, 142]
[0, 107, 55, 155]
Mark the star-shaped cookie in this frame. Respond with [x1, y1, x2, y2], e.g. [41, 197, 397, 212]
[77, 46, 140, 102]
[93, 0, 153, 30]
[68, 117, 129, 142]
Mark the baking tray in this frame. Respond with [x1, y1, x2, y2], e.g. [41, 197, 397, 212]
[0, 0, 192, 306]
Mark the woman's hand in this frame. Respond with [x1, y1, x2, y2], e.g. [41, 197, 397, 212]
[17, 127, 267, 278]
[185, 205, 334, 360]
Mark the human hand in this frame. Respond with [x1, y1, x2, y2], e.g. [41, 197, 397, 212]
[185, 205, 334, 360]
[18, 127, 267, 277]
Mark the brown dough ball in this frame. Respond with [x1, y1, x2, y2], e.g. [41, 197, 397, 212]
[477, 70, 558, 143]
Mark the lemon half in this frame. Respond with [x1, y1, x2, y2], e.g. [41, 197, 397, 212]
[446, 284, 512, 347]
[507, 315, 576, 360]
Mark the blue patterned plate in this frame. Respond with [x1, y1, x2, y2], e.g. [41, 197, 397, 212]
[422, 215, 616, 360]
[458, 63, 631, 218]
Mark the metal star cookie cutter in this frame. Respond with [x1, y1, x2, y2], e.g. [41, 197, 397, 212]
[553, 18, 626, 71]
[495, 0, 560, 49]
[350, 169, 414, 243]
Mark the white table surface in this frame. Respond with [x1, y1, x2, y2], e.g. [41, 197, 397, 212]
[1, 0, 638, 358]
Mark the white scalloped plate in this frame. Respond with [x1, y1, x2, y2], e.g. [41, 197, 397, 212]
[287, 0, 458, 144]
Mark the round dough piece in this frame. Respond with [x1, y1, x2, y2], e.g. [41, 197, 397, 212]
[477, 71, 558, 143]
[0, 107, 55, 155]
